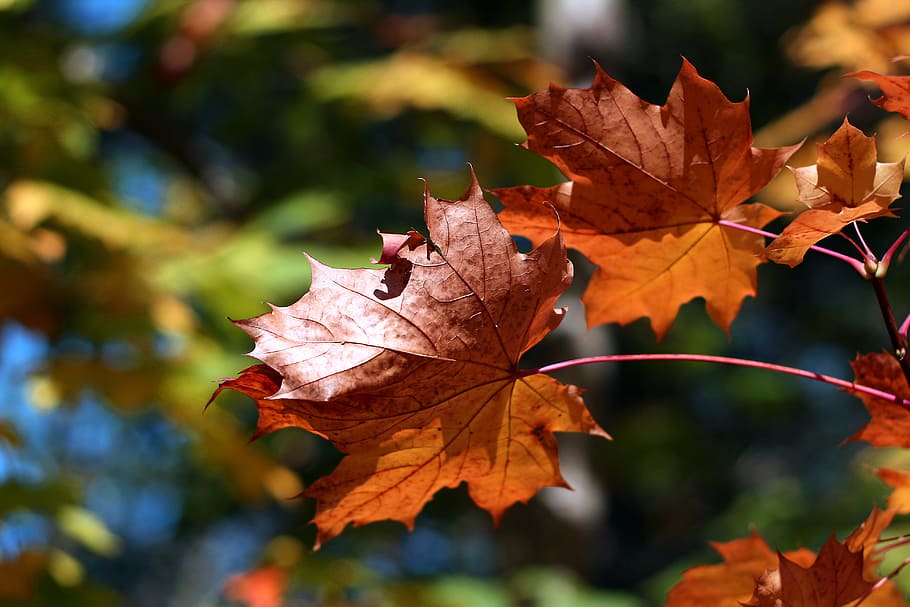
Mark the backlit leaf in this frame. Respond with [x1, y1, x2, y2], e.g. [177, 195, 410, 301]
[496, 58, 797, 339]
[767, 118, 903, 267]
[212, 173, 608, 547]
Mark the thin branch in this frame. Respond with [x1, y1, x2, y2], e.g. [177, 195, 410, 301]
[837, 229, 871, 260]
[717, 219, 868, 275]
[869, 276, 910, 383]
[873, 534, 910, 556]
[880, 226, 910, 273]
[524, 353, 910, 409]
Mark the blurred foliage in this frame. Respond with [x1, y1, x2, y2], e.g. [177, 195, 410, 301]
[2, 0, 910, 605]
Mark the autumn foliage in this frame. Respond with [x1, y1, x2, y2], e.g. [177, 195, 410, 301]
[210, 179, 606, 547]
[495, 59, 797, 338]
[211, 59, 910, 604]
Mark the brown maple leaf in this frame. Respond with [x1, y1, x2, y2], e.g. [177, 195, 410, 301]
[666, 531, 815, 607]
[495, 58, 798, 339]
[210, 173, 608, 547]
[746, 535, 872, 607]
[665, 532, 810, 607]
[848, 352, 910, 448]
[850, 71, 910, 120]
[667, 510, 903, 607]
[766, 118, 904, 267]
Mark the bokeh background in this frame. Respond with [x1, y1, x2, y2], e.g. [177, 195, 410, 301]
[4, 0, 910, 605]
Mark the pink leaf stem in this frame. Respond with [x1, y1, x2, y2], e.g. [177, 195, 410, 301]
[717, 219, 867, 275]
[874, 534, 910, 556]
[853, 221, 876, 259]
[881, 226, 910, 273]
[527, 353, 910, 409]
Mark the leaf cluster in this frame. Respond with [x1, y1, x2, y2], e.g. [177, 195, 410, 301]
[213, 45, 910, 607]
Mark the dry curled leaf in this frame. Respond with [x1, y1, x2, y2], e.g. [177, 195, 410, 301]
[211, 173, 608, 547]
[495, 58, 797, 339]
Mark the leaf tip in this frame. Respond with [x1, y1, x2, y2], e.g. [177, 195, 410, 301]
[462, 163, 484, 200]
[592, 426, 612, 440]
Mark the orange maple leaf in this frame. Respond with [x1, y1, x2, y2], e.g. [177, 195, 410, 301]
[766, 118, 904, 266]
[848, 352, 910, 448]
[747, 535, 872, 607]
[210, 173, 608, 547]
[665, 532, 813, 607]
[850, 71, 910, 120]
[667, 509, 904, 607]
[495, 58, 798, 339]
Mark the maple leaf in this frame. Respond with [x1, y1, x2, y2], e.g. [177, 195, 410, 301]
[495, 58, 798, 339]
[748, 506, 906, 607]
[211, 173, 608, 547]
[766, 118, 904, 267]
[667, 510, 903, 607]
[664, 532, 811, 607]
[847, 352, 910, 448]
[850, 71, 910, 120]
[746, 535, 872, 607]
